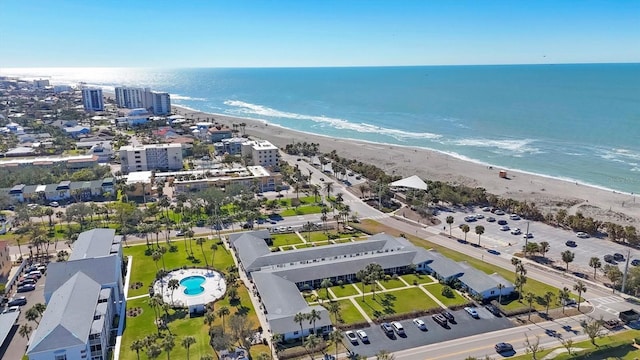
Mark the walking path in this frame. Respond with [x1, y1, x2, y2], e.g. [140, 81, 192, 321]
[348, 297, 374, 323]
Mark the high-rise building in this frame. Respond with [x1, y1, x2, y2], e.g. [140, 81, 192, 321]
[114, 86, 152, 109]
[151, 91, 171, 115]
[81, 87, 104, 112]
[119, 143, 183, 173]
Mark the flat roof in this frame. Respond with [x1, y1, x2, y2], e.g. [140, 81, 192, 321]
[126, 171, 153, 184]
[0, 312, 20, 349]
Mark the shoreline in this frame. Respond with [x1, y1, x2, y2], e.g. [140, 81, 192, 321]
[171, 104, 640, 226]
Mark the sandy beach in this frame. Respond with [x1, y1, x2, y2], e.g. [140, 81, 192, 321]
[172, 106, 640, 226]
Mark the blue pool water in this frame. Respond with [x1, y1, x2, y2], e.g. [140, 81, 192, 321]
[180, 275, 206, 296]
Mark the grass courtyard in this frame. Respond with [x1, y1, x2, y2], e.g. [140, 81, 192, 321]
[329, 284, 361, 298]
[270, 233, 304, 247]
[322, 299, 367, 325]
[401, 273, 436, 285]
[379, 277, 408, 290]
[354, 287, 440, 320]
[422, 283, 470, 307]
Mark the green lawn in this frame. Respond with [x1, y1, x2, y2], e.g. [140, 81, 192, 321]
[329, 284, 361, 298]
[422, 283, 470, 307]
[271, 233, 304, 247]
[354, 288, 440, 320]
[280, 205, 325, 216]
[322, 299, 367, 325]
[124, 240, 234, 298]
[379, 278, 408, 290]
[334, 238, 354, 244]
[306, 231, 359, 242]
[401, 273, 435, 285]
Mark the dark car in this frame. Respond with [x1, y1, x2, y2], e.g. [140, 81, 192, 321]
[604, 254, 615, 264]
[632, 259, 640, 266]
[441, 311, 455, 323]
[497, 219, 508, 225]
[7, 297, 27, 307]
[487, 249, 501, 255]
[486, 217, 496, 222]
[380, 322, 394, 336]
[614, 253, 625, 261]
[17, 284, 36, 293]
[432, 314, 448, 327]
[565, 240, 577, 247]
[495, 342, 514, 353]
[485, 304, 502, 317]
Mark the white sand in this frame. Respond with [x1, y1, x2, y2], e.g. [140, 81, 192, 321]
[173, 106, 640, 226]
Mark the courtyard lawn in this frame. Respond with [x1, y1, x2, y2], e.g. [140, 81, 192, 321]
[333, 238, 354, 244]
[271, 233, 304, 247]
[329, 284, 361, 298]
[354, 288, 440, 320]
[379, 278, 408, 290]
[124, 240, 234, 298]
[401, 273, 435, 285]
[322, 299, 367, 325]
[280, 205, 325, 216]
[422, 283, 470, 307]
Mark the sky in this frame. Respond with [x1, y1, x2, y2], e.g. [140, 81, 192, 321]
[0, 0, 639, 68]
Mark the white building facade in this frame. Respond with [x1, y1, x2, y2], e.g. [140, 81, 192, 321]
[81, 88, 104, 112]
[114, 87, 152, 109]
[241, 140, 279, 167]
[151, 91, 171, 115]
[119, 143, 183, 173]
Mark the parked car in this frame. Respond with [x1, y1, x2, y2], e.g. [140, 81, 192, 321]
[464, 307, 480, 319]
[2, 306, 20, 314]
[510, 228, 521, 235]
[464, 215, 476, 222]
[412, 318, 427, 330]
[432, 313, 448, 327]
[565, 240, 577, 247]
[604, 254, 615, 263]
[380, 322, 394, 336]
[499, 225, 510, 231]
[28, 271, 42, 278]
[17, 284, 36, 293]
[175, 230, 185, 236]
[7, 297, 27, 307]
[391, 321, 405, 335]
[495, 342, 514, 353]
[494, 210, 505, 215]
[344, 331, 358, 344]
[632, 259, 640, 266]
[482, 207, 491, 212]
[576, 232, 590, 238]
[485, 304, 502, 317]
[474, 214, 484, 219]
[356, 330, 368, 342]
[19, 279, 36, 286]
[441, 311, 455, 323]
[523, 232, 534, 239]
[509, 214, 521, 220]
[49, 201, 59, 207]
[497, 219, 508, 225]
[486, 217, 496, 222]
[614, 253, 625, 261]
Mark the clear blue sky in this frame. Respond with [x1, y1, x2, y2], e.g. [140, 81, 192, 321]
[1, 0, 638, 67]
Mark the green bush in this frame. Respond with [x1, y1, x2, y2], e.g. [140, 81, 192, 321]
[441, 285, 454, 298]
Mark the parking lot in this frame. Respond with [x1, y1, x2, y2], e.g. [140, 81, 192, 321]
[343, 307, 513, 357]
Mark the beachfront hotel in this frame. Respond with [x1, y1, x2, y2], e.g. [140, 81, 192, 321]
[114, 86, 153, 109]
[119, 143, 183, 173]
[27, 229, 125, 360]
[151, 91, 171, 115]
[81, 87, 104, 112]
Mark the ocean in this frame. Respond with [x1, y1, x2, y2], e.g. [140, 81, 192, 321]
[2, 64, 639, 194]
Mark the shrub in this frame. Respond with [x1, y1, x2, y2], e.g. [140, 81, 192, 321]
[392, 273, 399, 280]
[413, 280, 418, 286]
[384, 274, 391, 281]
[337, 280, 344, 287]
[441, 285, 454, 298]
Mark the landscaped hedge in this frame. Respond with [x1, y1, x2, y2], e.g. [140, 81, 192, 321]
[334, 321, 370, 331]
[278, 341, 327, 360]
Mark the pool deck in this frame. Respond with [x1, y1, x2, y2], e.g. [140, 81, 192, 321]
[154, 268, 227, 308]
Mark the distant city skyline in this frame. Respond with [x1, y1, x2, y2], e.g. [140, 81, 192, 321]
[0, 0, 639, 68]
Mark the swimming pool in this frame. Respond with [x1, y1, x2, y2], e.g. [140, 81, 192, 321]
[180, 275, 206, 295]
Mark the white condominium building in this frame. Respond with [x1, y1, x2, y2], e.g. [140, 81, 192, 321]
[81, 88, 104, 112]
[114, 86, 153, 109]
[151, 91, 171, 115]
[119, 143, 183, 173]
[241, 140, 280, 167]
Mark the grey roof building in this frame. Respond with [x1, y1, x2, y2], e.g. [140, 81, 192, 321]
[69, 228, 122, 261]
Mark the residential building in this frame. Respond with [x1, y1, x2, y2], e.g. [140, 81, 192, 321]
[157, 165, 282, 194]
[63, 125, 91, 138]
[151, 91, 171, 115]
[28, 229, 124, 360]
[0, 241, 11, 281]
[81, 87, 104, 112]
[230, 231, 514, 340]
[241, 140, 279, 167]
[0, 154, 99, 170]
[119, 143, 183, 173]
[116, 108, 150, 127]
[214, 137, 245, 155]
[3, 178, 115, 203]
[33, 79, 50, 89]
[208, 125, 233, 142]
[53, 85, 73, 93]
[114, 87, 152, 109]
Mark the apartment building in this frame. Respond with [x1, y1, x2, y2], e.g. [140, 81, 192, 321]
[241, 140, 279, 167]
[151, 91, 171, 115]
[119, 143, 183, 173]
[114, 86, 152, 109]
[81, 88, 104, 112]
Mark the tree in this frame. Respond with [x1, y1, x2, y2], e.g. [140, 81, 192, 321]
[558, 287, 571, 313]
[210, 243, 218, 266]
[328, 330, 342, 360]
[294, 312, 308, 339]
[326, 301, 341, 323]
[573, 280, 587, 310]
[475, 225, 485, 245]
[308, 309, 322, 335]
[196, 238, 208, 267]
[511, 257, 522, 278]
[181, 336, 196, 360]
[446, 216, 454, 236]
[162, 333, 176, 360]
[604, 264, 623, 291]
[271, 333, 283, 358]
[147, 343, 163, 360]
[559, 337, 574, 356]
[304, 334, 320, 360]
[130, 339, 145, 360]
[204, 311, 216, 327]
[543, 291, 554, 314]
[168, 279, 180, 305]
[365, 263, 385, 299]
[461, 224, 470, 241]
[229, 314, 254, 351]
[524, 334, 543, 360]
[515, 274, 527, 301]
[561, 250, 575, 271]
[581, 316, 604, 345]
[25, 306, 42, 325]
[320, 278, 333, 300]
[497, 283, 505, 304]
[376, 350, 395, 360]
[524, 292, 535, 320]
[539, 241, 550, 258]
[217, 306, 230, 332]
[19, 323, 32, 340]
[356, 269, 370, 300]
[589, 257, 602, 279]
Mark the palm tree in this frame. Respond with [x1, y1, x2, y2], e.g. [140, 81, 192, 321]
[475, 225, 485, 246]
[19, 324, 32, 340]
[323, 182, 334, 201]
[320, 278, 333, 300]
[130, 339, 145, 360]
[312, 185, 321, 203]
[461, 224, 470, 241]
[204, 310, 216, 327]
[162, 333, 176, 360]
[181, 336, 196, 360]
[561, 250, 575, 271]
[515, 274, 527, 301]
[25, 306, 41, 325]
[589, 257, 602, 279]
[210, 243, 218, 266]
[356, 270, 370, 300]
[573, 280, 587, 310]
[148, 295, 162, 334]
[168, 279, 180, 305]
[328, 330, 343, 360]
[217, 306, 230, 331]
[539, 241, 550, 258]
[294, 312, 308, 340]
[511, 257, 522, 278]
[304, 334, 320, 359]
[497, 283, 505, 304]
[377, 350, 395, 360]
[326, 301, 341, 323]
[366, 263, 385, 299]
[147, 343, 162, 359]
[543, 291, 554, 314]
[525, 292, 535, 320]
[271, 333, 283, 358]
[559, 287, 571, 313]
[446, 216, 454, 236]
[196, 238, 208, 267]
[308, 309, 321, 335]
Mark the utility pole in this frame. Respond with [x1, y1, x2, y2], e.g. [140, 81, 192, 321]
[524, 221, 530, 258]
[622, 248, 631, 293]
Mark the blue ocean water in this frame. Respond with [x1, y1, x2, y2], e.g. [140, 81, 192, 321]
[3, 64, 639, 193]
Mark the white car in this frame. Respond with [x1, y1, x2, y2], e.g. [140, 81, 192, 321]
[356, 329, 368, 342]
[500, 225, 510, 231]
[494, 209, 505, 215]
[2, 306, 20, 314]
[509, 214, 521, 220]
[523, 233, 534, 239]
[464, 307, 480, 319]
[391, 321, 405, 335]
[576, 232, 590, 238]
[510, 228, 521, 235]
[475, 214, 484, 219]
[344, 330, 358, 344]
[412, 318, 427, 330]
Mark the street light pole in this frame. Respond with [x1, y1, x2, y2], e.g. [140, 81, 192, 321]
[524, 221, 530, 258]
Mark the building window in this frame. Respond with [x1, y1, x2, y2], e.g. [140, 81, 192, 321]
[55, 355, 67, 360]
